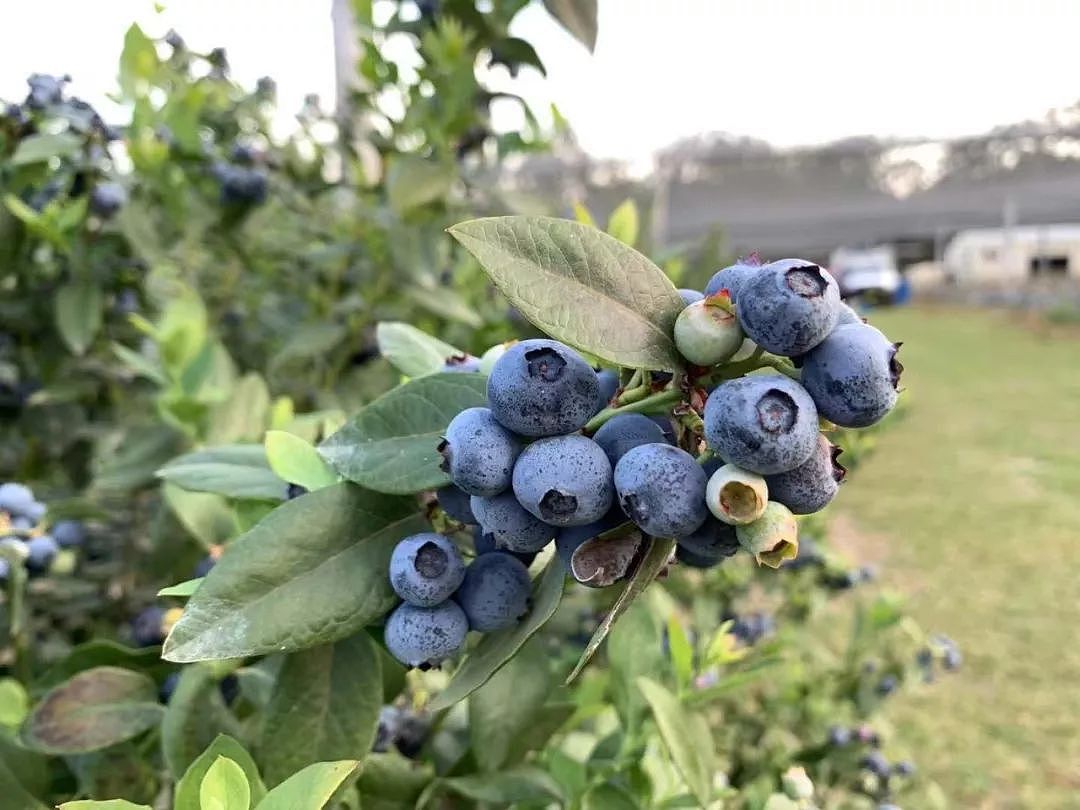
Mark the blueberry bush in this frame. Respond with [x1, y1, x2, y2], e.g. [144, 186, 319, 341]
[0, 3, 957, 809]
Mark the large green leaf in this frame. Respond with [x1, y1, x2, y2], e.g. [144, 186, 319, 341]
[542, 0, 598, 51]
[200, 757, 251, 810]
[637, 677, 715, 806]
[386, 156, 457, 214]
[158, 445, 285, 501]
[448, 217, 684, 371]
[259, 634, 382, 787]
[263, 431, 338, 491]
[318, 374, 488, 495]
[10, 133, 84, 166]
[163, 484, 425, 662]
[439, 767, 564, 804]
[429, 557, 565, 711]
[607, 601, 665, 733]
[175, 735, 267, 810]
[20, 667, 163, 754]
[162, 664, 243, 778]
[55, 281, 104, 356]
[255, 761, 360, 810]
[565, 538, 675, 684]
[468, 638, 551, 771]
[375, 322, 461, 378]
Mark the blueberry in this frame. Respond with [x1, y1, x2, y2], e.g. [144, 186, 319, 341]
[395, 711, 429, 758]
[286, 483, 308, 500]
[0, 483, 36, 518]
[703, 375, 819, 475]
[877, 675, 898, 696]
[943, 647, 962, 672]
[594, 368, 620, 413]
[384, 601, 468, 668]
[801, 323, 902, 428]
[674, 297, 744, 366]
[731, 612, 773, 645]
[256, 76, 277, 98]
[25, 535, 58, 575]
[765, 434, 846, 514]
[437, 485, 475, 524]
[678, 289, 704, 305]
[704, 464, 768, 525]
[231, 143, 258, 165]
[676, 516, 739, 564]
[472, 527, 536, 567]
[736, 259, 841, 356]
[704, 260, 761, 302]
[916, 647, 933, 670]
[164, 29, 185, 50]
[442, 354, 481, 373]
[26, 73, 66, 109]
[193, 555, 216, 578]
[89, 182, 127, 218]
[486, 339, 599, 437]
[860, 751, 892, 779]
[837, 302, 863, 325]
[159, 672, 180, 703]
[11, 516, 33, 531]
[131, 606, 167, 647]
[218, 673, 240, 706]
[649, 415, 677, 444]
[389, 533, 466, 607]
[22, 500, 46, 523]
[217, 163, 268, 205]
[827, 725, 852, 747]
[675, 545, 722, 569]
[373, 705, 400, 752]
[470, 492, 553, 553]
[512, 435, 613, 527]
[614, 444, 708, 538]
[439, 407, 522, 497]
[735, 501, 798, 568]
[894, 760, 916, 777]
[455, 553, 531, 632]
[591, 414, 664, 469]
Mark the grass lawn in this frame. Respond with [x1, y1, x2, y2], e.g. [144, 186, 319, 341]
[828, 306, 1080, 808]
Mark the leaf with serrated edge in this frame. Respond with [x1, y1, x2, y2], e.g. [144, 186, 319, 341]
[163, 483, 426, 662]
[429, 557, 565, 711]
[376, 322, 462, 378]
[318, 374, 488, 495]
[448, 216, 683, 371]
[565, 538, 675, 684]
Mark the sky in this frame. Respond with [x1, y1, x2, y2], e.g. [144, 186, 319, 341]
[3, 0, 1080, 166]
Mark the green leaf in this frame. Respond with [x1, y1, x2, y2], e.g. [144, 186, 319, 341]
[270, 324, 347, 374]
[439, 767, 564, 804]
[375, 322, 461, 378]
[175, 735, 267, 810]
[319, 374, 488, 495]
[386, 156, 456, 214]
[162, 664, 243, 778]
[572, 201, 595, 226]
[0, 678, 29, 727]
[37, 640, 167, 689]
[158, 445, 285, 501]
[666, 615, 694, 690]
[0, 756, 48, 810]
[264, 431, 338, 491]
[163, 484, 240, 549]
[429, 557, 565, 711]
[259, 634, 382, 787]
[208, 373, 271, 444]
[448, 217, 684, 371]
[163, 483, 425, 662]
[582, 784, 640, 810]
[489, 37, 546, 76]
[55, 281, 104, 355]
[608, 602, 665, 732]
[112, 342, 167, 385]
[607, 199, 640, 247]
[255, 760, 359, 810]
[19, 667, 163, 754]
[200, 756, 251, 810]
[636, 677, 715, 806]
[92, 424, 185, 493]
[119, 23, 160, 98]
[468, 638, 551, 771]
[356, 752, 434, 805]
[504, 701, 575, 767]
[565, 538, 675, 684]
[542, 0, 598, 51]
[59, 802, 150, 810]
[10, 133, 84, 166]
[158, 578, 203, 598]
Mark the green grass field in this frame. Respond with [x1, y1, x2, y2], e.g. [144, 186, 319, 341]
[828, 306, 1080, 808]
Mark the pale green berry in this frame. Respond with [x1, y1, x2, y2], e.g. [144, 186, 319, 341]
[479, 341, 515, 375]
[736, 501, 799, 568]
[673, 296, 744, 366]
[705, 464, 768, 525]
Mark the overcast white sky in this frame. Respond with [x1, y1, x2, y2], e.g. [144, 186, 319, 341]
[3, 0, 1079, 164]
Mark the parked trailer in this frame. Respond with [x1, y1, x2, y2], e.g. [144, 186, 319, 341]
[943, 224, 1080, 284]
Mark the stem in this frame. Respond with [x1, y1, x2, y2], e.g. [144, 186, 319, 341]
[584, 388, 683, 433]
[4, 553, 31, 682]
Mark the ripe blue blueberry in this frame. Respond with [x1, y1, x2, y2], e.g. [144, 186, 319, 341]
[704, 375, 819, 475]
[437, 485, 475, 524]
[89, 182, 127, 219]
[592, 413, 668, 468]
[704, 260, 761, 302]
[512, 435, 613, 527]
[827, 725, 852, 747]
[384, 601, 468, 668]
[877, 675, 899, 696]
[765, 434, 846, 514]
[0, 483, 35, 518]
[594, 368, 620, 414]
[675, 544, 721, 569]
[389, 533, 466, 607]
[676, 516, 739, 564]
[455, 553, 531, 632]
[25, 535, 58, 575]
[131, 606, 167, 647]
[837, 302, 863, 326]
[442, 354, 481, 373]
[438, 407, 522, 497]
[860, 751, 892, 779]
[193, 555, 216, 578]
[614, 443, 708, 538]
[678, 288, 704, 305]
[470, 492, 553, 553]
[894, 760, 916, 777]
[736, 259, 841, 356]
[472, 527, 536, 567]
[486, 339, 599, 437]
[159, 672, 180, 704]
[800, 323, 902, 428]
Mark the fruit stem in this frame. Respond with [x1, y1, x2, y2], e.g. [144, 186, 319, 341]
[710, 350, 800, 383]
[584, 388, 683, 433]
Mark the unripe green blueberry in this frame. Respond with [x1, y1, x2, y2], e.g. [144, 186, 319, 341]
[735, 501, 799, 568]
[705, 464, 768, 525]
[479, 341, 515, 375]
[674, 295, 744, 366]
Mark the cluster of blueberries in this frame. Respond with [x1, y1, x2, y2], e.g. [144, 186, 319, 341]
[0, 482, 85, 580]
[374, 704, 429, 758]
[828, 724, 916, 792]
[380, 256, 902, 668]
